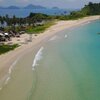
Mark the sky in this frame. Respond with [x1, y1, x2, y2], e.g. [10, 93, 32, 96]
[0, 0, 100, 9]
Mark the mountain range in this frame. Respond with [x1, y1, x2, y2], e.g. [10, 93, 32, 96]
[0, 4, 60, 9]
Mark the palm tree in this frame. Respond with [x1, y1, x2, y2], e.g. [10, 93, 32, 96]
[0, 16, 2, 26]
[5, 14, 12, 26]
[12, 15, 17, 26]
[1, 17, 5, 28]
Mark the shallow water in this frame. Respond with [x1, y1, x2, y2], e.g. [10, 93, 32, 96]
[0, 20, 100, 100]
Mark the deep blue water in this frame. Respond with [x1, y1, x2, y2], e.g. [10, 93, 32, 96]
[0, 9, 70, 17]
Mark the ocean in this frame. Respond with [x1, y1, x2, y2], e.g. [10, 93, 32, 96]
[0, 9, 70, 17]
[0, 20, 100, 100]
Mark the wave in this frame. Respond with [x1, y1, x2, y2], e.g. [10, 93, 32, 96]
[81, 21, 91, 26]
[49, 35, 57, 41]
[9, 59, 19, 74]
[2, 57, 20, 86]
[65, 34, 68, 38]
[4, 77, 10, 85]
[32, 47, 44, 70]
[0, 54, 23, 90]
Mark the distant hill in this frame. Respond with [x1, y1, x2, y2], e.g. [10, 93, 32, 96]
[70, 2, 100, 17]
[52, 7, 59, 9]
[6, 6, 20, 9]
[0, 4, 65, 10]
[0, 7, 4, 9]
[81, 2, 100, 15]
[62, 2, 100, 20]
[0, 4, 46, 9]
[24, 4, 46, 9]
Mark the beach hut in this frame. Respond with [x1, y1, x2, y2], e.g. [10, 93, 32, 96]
[4, 32, 10, 41]
[4, 33, 9, 36]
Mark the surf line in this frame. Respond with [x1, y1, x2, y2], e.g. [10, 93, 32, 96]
[5, 58, 19, 84]
[0, 56, 21, 91]
[4, 77, 10, 85]
[9, 58, 19, 74]
[32, 47, 44, 71]
[5, 56, 20, 85]
[49, 35, 57, 41]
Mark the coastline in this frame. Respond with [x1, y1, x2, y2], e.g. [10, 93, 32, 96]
[0, 15, 100, 85]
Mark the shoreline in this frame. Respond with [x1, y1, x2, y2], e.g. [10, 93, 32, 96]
[0, 15, 100, 86]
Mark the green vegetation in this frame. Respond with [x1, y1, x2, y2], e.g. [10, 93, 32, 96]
[57, 2, 100, 20]
[81, 2, 100, 15]
[26, 21, 55, 34]
[0, 13, 54, 33]
[0, 44, 19, 55]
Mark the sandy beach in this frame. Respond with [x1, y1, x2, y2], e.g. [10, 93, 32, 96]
[0, 15, 100, 83]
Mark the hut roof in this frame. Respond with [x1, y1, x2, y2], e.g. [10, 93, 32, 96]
[4, 33, 9, 35]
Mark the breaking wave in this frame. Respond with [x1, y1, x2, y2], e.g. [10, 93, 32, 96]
[49, 35, 57, 41]
[32, 47, 44, 70]
[0, 56, 20, 91]
[4, 77, 10, 85]
[9, 58, 19, 74]
[65, 34, 68, 38]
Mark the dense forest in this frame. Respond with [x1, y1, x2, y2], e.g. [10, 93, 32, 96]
[58, 2, 100, 20]
[82, 2, 100, 15]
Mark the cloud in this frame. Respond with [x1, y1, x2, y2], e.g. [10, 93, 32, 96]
[16, 0, 29, 3]
[15, 0, 30, 5]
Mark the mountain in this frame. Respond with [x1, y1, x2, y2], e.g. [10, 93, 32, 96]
[0, 4, 46, 9]
[52, 7, 59, 9]
[24, 4, 46, 9]
[0, 6, 4, 9]
[6, 6, 20, 9]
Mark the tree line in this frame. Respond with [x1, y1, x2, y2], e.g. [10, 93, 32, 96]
[57, 2, 100, 20]
[0, 13, 53, 32]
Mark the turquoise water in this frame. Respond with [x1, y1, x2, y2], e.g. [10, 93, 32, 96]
[0, 20, 100, 100]
[30, 20, 100, 100]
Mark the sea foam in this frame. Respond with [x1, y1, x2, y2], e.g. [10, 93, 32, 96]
[5, 57, 20, 85]
[32, 47, 44, 70]
[49, 35, 57, 41]
[81, 21, 91, 26]
[4, 77, 10, 85]
[9, 59, 18, 74]
[65, 34, 68, 38]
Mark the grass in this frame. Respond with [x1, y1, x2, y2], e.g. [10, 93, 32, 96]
[0, 44, 19, 55]
[26, 21, 55, 34]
